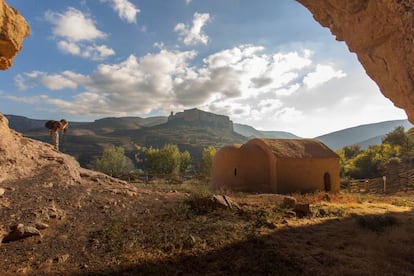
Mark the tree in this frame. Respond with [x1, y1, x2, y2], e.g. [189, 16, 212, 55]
[382, 126, 407, 148]
[179, 150, 192, 174]
[200, 146, 216, 177]
[144, 147, 162, 174]
[343, 144, 401, 179]
[92, 146, 135, 177]
[159, 144, 180, 175]
[144, 144, 191, 175]
[343, 144, 362, 160]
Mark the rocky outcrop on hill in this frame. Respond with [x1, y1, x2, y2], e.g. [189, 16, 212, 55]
[296, 0, 414, 122]
[0, 0, 30, 70]
[0, 113, 81, 184]
[168, 108, 234, 131]
[0, 111, 147, 273]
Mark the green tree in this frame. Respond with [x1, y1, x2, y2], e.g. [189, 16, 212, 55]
[179, 150, 192, 174]
[144, 144, 191, 175]
[92, 146, 135, 177]
[344, 144, 401, 179]
[382, 126, 407, 148]
[159, 144, 180, 175]
[200, 146, 216, 177]
[343, 144, 362, 160]
[144, 147, 162, 174]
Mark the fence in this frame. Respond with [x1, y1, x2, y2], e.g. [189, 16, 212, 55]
[119, 172, 210, 185]
[346, 168, 414, 194]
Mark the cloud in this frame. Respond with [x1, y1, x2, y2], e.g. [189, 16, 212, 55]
[101, 0, 140, 24]
[303, 64, 346, 89]
[45, 8, 106, 42]
[175, 12, 211, 45]
[57, 40, 81, 55]
[13, 44, 396, 138]
[45, 8, 114, 60]
[82, 44, 116, 60]
[15, 71, 79, 91]
[185, 0, 192, 4]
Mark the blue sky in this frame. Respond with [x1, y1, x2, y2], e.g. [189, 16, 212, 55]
[0, 0, 407, 137]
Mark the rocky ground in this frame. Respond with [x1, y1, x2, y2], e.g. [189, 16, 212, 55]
[1, 112, 414, 275]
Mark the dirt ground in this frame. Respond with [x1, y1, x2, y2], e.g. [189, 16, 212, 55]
[1, 114, 414, 275]
[1, 176, 414, 275]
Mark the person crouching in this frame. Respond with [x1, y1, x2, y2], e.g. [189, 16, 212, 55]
[44, 119, 69, 151]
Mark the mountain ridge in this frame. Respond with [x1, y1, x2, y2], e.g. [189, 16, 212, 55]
[5, 113, 412, 165]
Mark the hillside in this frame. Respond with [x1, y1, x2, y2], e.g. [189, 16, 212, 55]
[2, 115, 414, 275]
[316, 119, 413, 150]
[6, 114, 412, 166]
[2, 110, 414, 275]
[7, 110, 247, 167]
[234, 123, 300, 139]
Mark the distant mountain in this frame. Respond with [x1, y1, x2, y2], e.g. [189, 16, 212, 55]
[5, 112, 412, 165]
[315, 119, 413, 150]
[5, 109, 247, 167]
[234, 123, 300, 139]
[6, 115, 47, 132]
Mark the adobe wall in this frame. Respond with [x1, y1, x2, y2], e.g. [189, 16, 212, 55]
[276, 157, 340, 194]
[212, 142, 278, 193]
[239, 143, 276, 193]
[211, 145, 242, 191]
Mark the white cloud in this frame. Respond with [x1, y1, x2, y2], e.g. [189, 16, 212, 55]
[15, 71, 78, 91]
[45, 8, 106, 42]
[82, 45, 115, 60]
[41, 74, 78, 90]
[12, 46, 315, 117]
[175, 12, 211, 45]
[303, 64, 346, 89]
[101, 0, 140, 24]
[45, 8, 114, 60]
[185, 0, 192, 4]
[12, 45, 404, 138]
[57, 40, 81, 55]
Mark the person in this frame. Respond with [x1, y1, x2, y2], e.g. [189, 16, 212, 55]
[44, 119, 69, 151]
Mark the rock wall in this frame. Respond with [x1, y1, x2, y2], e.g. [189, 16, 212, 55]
[296, 0, 414, 122]
[0, 112, 82, 184]
[168, 108, 234, 130]
[0, 0, 30, 70]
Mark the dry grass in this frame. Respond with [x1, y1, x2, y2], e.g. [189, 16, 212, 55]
[82, 187, 414, 275]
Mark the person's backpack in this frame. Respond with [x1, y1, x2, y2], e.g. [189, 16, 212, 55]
[44, 120, 57, 130]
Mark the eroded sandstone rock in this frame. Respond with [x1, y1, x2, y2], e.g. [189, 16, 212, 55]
[2, 223, 41, 243]
[297, 0, 414, 122]
[0, 0, 30, 70]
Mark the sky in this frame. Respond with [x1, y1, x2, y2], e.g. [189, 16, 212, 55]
[0, 0, 407, 138]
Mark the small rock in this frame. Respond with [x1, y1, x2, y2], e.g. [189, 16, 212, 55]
[0, 188, 6, 196]
[285, 210, 297, 218]
[294, 203, 311, 218]
[3, 223, 41, 243]
[0, 225, 7, 243]
[54, 254, 70, 263]
[212, 195, 241, 210]
[35, 222, 49, 230]
[321, 193, 331, 202]
[280, 196, 297, 209]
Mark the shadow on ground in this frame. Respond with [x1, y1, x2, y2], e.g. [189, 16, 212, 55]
[82, 209, 414, 276]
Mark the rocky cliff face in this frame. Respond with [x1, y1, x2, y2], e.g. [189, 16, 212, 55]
[296, 0, 414, 122]
[0, 0, 30, 70]
[168, 108, 234, 131]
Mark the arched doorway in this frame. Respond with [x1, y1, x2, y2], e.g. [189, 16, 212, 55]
[324, 172, 331, 192]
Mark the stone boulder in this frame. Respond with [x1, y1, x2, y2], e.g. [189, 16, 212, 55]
[2, 223, 41, 243]
[0, 113, 82, 184]
[297, 0, 414, 122]
[0, 0, 30, 70]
